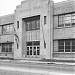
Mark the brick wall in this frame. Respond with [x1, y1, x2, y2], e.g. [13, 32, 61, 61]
[0, 14, 14, 25]
[54, 0, 75, 15]
[54, 27, 75, 40]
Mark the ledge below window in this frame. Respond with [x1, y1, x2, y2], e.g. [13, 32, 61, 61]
[53, 52, 75, 54]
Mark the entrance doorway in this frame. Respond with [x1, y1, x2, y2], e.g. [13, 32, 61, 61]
[26, 41, 40, 57]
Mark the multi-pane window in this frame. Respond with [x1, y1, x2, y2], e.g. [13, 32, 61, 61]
[58, 40, 75, 52]
[26, 19, 40, 31]
[3, 24, 13, 34]
[2, 43, 12, 52]
[72, 14, 75, 26]
[58, 13, 75, 27]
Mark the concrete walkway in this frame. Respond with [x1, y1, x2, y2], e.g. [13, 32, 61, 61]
[0, 59, 75, 66]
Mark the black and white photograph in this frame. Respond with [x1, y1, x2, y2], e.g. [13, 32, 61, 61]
[0, 0, 75, 75]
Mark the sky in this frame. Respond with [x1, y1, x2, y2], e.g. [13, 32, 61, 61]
[0, 0, 66, 16]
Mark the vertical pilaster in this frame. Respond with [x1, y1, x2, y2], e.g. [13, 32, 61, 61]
[45, 0, 54, 59]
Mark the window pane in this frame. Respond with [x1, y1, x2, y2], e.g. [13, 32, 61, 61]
[59, 22, 64, 27]
[9, 48, 12, 52]
[37, 47, 40, 55]
[2, 48, 5, 52]
[6, 47, 8, 52]
[65, 14, 71, 20]
[58, 15, 64, 27]
[33, 47, 36, 55]
[72, 40, 75, 52]
[33, 41, 40, 45]
[58, 40, 64, 52]
[72, 40, 75, 45]
[27, 47, 29, 55]
[59, 49, 64, 52]
[65, 40, 71, 52]
[27, 42, 32, 46]
[30, 47, 32, 55]
[65, 20, 71, 26]
[65, 40, 70, 45]
[58, 40, 64, 45]
[59, 15, 64, 21]
[59, 46, 64, 49]
[26, 22, 31, 31]
[3, 26, 6, 34]
[31, 21, 35, 30]
[36, 20, 40, 29]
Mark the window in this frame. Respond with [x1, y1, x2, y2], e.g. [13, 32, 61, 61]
[65, 14, 71, 26]
[72, 40, 75, 52]
[17, 21, 19, 29]
[58, 15, 64, 27]
[26, 20, 40, 31]
[65, 40, 70, 52]
[3, 24, 13, 34]
[44, 16, 46, 25]
[58, 40, 64, 52]
[2, 43, 12, 52]
[58, 13, 75, 27]
[72, 13, 75, 26]
[58, 39, 75, 52]
[31, 21, 36, 30]
[27, 41, 40, 46]
[25, 16, 40, 31]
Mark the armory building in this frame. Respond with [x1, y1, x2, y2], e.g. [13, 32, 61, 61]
[0, 0, 75, 60]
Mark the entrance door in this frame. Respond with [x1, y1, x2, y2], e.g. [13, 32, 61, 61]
[26, 46, 40, 57]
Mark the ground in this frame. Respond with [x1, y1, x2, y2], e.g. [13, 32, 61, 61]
[0, 60, 75, 75]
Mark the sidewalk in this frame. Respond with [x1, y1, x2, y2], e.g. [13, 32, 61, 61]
[0, 59, 75, 66]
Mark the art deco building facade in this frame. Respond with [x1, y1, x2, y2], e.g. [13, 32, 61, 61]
[0, 0, 75, 60]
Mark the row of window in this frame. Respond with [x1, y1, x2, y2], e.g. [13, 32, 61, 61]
[27, 41, 40, 46]
[58, 39, 75, 52]
[0, 24, 14, 35]
[1, 43, 13, 52]
[26, 19, 40, 31]
[58, 13, 75, 27]
[25, 16, 47, 31]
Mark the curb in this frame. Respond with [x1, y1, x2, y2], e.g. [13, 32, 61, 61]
[0, 60, 75, 66]
[17, 60, 75, 66]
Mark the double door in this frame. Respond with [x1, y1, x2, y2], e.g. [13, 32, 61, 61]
[27, 46, 40, 57]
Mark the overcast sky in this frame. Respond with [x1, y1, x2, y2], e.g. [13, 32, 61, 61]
[0, 0, 66, 16]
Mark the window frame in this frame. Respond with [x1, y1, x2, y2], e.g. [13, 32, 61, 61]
[2, 43, 13, 53]
[58, 13, 75, 27]
[2, 24, 13, 34]
[58, 39, 75, 52]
